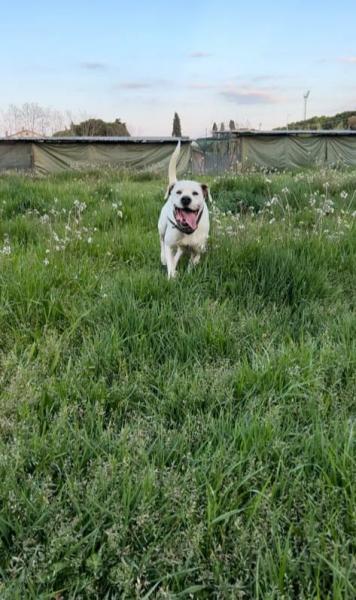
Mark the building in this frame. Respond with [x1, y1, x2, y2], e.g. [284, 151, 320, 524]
[6, 128, 42, 138]
[194, 130, 356, 172]
[0, 136, 191, 174]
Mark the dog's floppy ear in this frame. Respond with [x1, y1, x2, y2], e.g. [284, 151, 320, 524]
[164, 182, 175, 200]
[201, 183, 210, 202]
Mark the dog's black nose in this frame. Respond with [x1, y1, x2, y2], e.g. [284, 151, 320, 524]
[181, 195, 191, 207]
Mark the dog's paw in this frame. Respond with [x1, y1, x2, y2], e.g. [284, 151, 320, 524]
[160, 251, 167, 266]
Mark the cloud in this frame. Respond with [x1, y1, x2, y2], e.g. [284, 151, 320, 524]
[113, 79, 171, 91]
[319, 56, 356, 64]
[221, 88, 282, 105]
[251, 74, 285, 82]
[188, 51, 212, 58]
[338, 56, 356, 64]
[187, 82, 215, 90]
[116, 82, 153, 90]
[81, 62, 107, 70]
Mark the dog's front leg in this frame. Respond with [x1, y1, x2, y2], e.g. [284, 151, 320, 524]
[173, 247, 183, 270]
[165, 245, 183, 279]
[188, 251, 201, 272]
[160, 236, 166, 266]
[165, 245, 176, 279]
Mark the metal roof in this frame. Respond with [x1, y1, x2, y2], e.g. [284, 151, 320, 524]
[0, 136, 191, 144]
[254, 129, 356, 136]
[204, 130, 356, 138]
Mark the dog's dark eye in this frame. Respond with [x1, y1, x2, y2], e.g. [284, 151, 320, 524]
[192, 191, 199, 196]
[176, 190, 182, 195]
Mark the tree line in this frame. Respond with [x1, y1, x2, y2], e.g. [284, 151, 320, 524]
[0, 103, 130, 137]
[279, 110, 356, 131]
[2, 103, 355, 139]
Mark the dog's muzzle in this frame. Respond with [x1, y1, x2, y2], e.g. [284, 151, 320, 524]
[170, 206, 204, 234]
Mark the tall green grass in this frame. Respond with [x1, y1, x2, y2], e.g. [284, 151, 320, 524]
[0, 168, 355, 598]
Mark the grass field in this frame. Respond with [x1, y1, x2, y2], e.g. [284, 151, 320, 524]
[0, 167, 355, 599]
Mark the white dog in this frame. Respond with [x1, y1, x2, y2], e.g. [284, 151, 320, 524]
[158, 141, 210, 279]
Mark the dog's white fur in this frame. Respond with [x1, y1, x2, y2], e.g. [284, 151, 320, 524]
[158, 141, 210, 279]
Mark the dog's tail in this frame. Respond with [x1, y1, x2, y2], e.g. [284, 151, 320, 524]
[168, 140, 181, 186]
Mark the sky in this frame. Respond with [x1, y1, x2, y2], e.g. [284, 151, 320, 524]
[1, 0, 356, 136]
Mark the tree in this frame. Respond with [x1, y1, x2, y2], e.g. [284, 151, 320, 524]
[220, 122, 225, 132]
[277, 110, 356, 131]
[172, 112, 182, 137]
[0, 104, 131, 137]
[348, 116, 356, 130]
[229, 119, 236, 131]
[53, 118, 130, 137]
[212, 122, 218, 136]
[0, 103, 68, 136]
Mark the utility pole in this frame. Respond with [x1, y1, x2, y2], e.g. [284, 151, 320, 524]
[303, 90, 310, 122]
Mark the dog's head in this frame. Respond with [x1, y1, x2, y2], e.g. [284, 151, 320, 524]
[166, 180, 210, 233]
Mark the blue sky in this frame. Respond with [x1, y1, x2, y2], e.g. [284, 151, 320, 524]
[1, 0, 356, 135]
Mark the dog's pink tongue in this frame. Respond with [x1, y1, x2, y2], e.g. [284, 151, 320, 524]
[183, 210, 198, 230]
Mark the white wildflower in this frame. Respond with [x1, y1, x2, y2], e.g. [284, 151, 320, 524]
[73, 199, 87, 213]
[1, 234, 11, 255]
[1, 244, 11, 255]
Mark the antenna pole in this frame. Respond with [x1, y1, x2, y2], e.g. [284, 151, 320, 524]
[303, 90, 310, 121]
